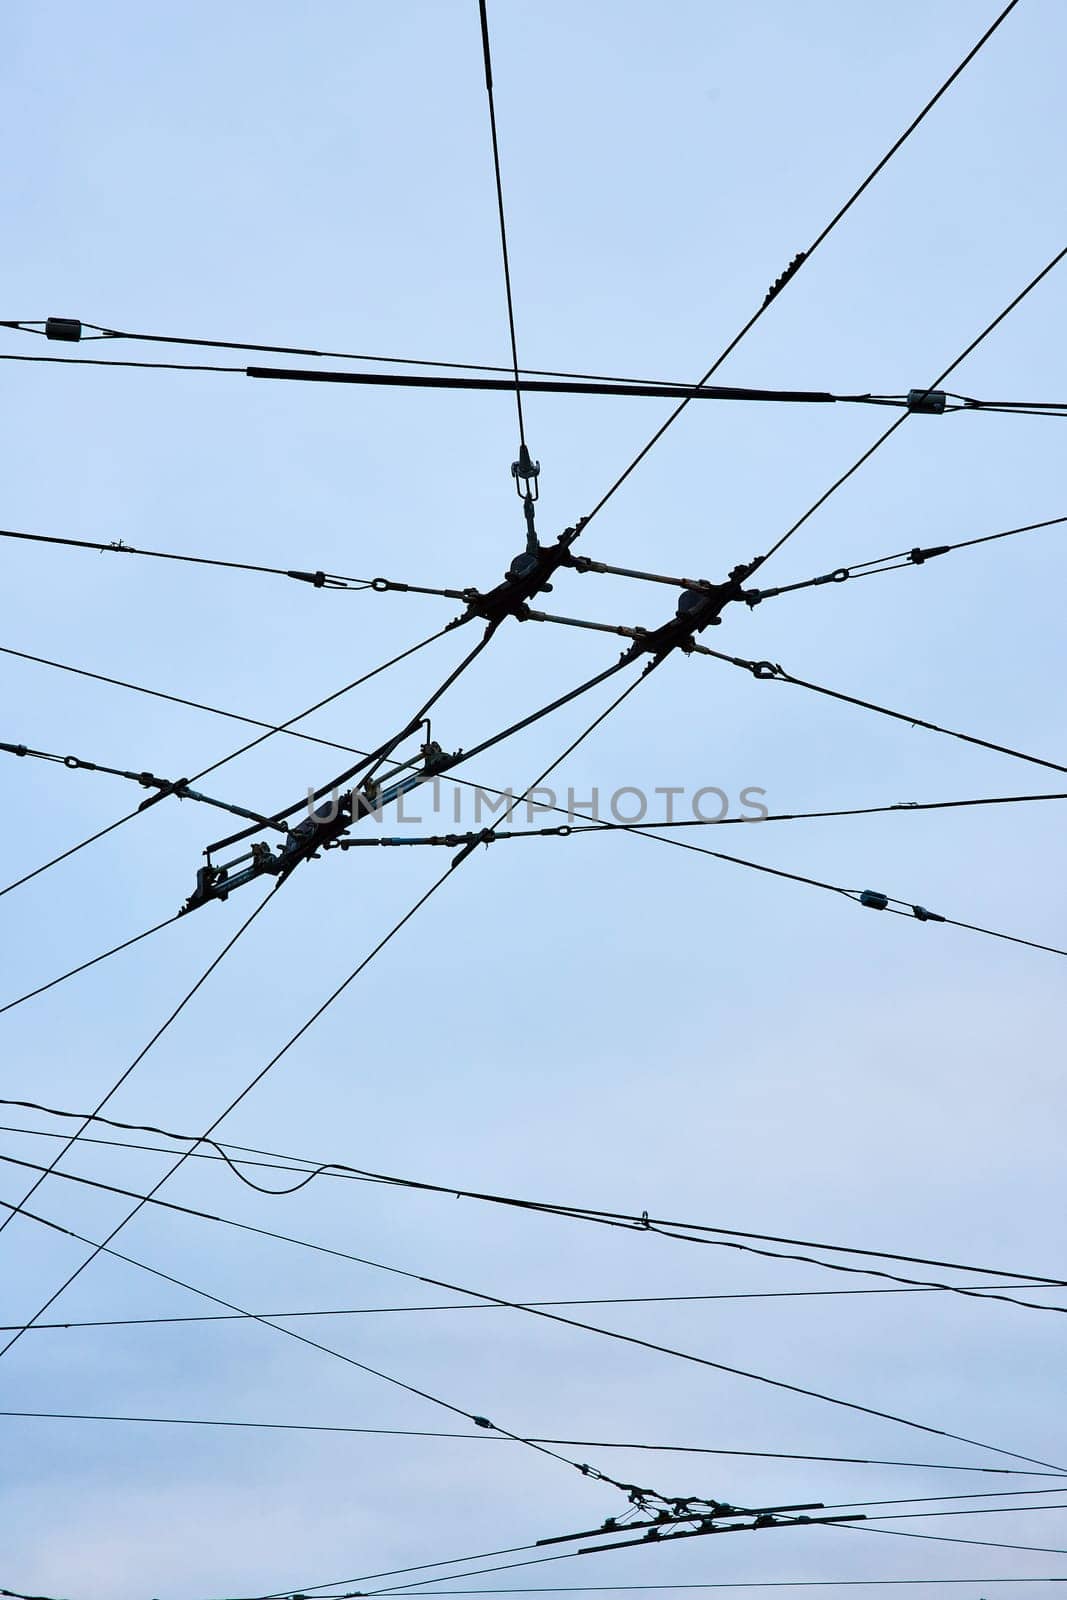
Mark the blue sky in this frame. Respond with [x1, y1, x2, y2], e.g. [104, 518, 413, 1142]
[1, 3, 1065, 1597]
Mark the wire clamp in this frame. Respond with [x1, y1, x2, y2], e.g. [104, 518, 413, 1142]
[906, 388, 947, 415]
[859, 889, 889, 910]
[44, 316, 83, 342]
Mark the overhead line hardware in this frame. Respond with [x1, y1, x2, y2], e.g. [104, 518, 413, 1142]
[688, 642, 1067, 778]
[0, 740, 281, 830]
[11, 332, 1067, 416]
[742, 514, 1067, 606]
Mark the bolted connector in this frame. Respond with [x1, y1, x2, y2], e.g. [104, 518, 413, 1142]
[45, 317, 83, 342]
[859, 889, 889, 910]
[906, 388, 946, 415]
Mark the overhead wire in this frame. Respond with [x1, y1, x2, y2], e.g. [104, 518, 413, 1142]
[0, 1193, 628, 1495]
[3, 1131, 1066, 1314]
[0, 669, 674, 1498]
[740, 513, 1067, 606]
[0, 618, 458, 902]
[574, 0, 1022, 533]
[1, 1144, 1060, 1475]
[693, 642, 1067, 779]
[3, 1096, 1063, 1291]
[0, 1397, 1060, 1477]
[7, 779, 1067, 1018]
[0, 882, 284, 1251]
[478, 0, 527, 452]
[8, 345, 1067, 417]
[754, 242, 1067, 572]
[253, 1584, 1067, 1598]
[0, 521, 377, 588]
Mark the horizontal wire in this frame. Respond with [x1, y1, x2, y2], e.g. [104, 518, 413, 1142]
[7, 785, 1066, 1019]
[0, 522, 374, 587]
[1, 1146, 1061, 1478]
[3, 1405, 1066, 1484]
[757, 242, 1067, 569]
[6, 344, 1063, 412]
[292, 1583, 1067, 1597]
[2, 1097, 1063, 1290]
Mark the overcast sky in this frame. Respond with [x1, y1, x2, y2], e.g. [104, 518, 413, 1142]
[2, 3, 1065, 1598]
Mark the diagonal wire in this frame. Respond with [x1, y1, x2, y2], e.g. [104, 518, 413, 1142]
[0, 882, 284, 1249]
[756, 243, 1067, 570]
[1, 1143, 1061, 1474]
[578, 0, 1022, 531]
[0, 620, 457, 901]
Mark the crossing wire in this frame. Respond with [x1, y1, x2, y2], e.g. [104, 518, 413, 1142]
[0, 669, 665, 1503]
[576, 0, 1022, 532]
[1, 1145, 1061, 1475]
[755, 243, 1067, 572]
[3, 1405, 1066, 1484]
[743, 513, 1067, 606]
[0, 618, 458, 901]
[3, 1097, 1064, 1290]
[0, 883, 284, 1250]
